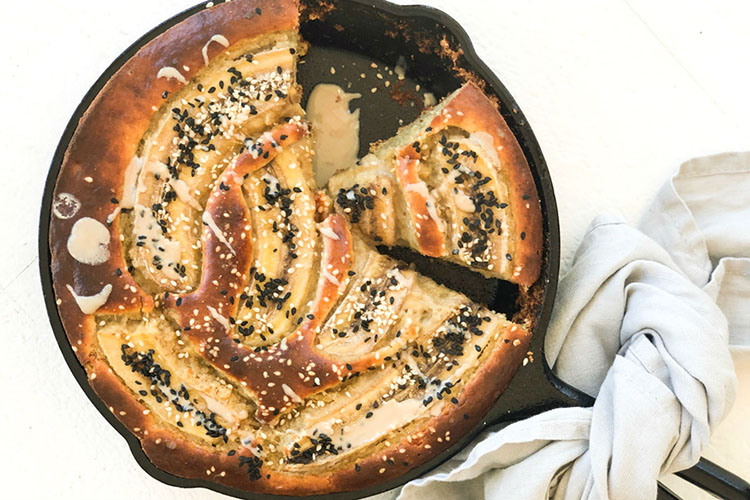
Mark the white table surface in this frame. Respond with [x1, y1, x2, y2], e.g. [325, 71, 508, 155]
[1, 0, 747, 498]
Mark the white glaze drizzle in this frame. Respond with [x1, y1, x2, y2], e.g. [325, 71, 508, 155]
[453, 191, 476, 213]
[201, 393, 237, 424]
[260, 173, 281, 197]
[321, 268, 342, 287]
[156, 66, 188, 85]
[66, 283, 112, 314]
[67, 217, 110, 265]
[333, 398, 424, 450]
[281, 383, 302, 403]
[305, 84, 361, 187]
[207, 305, 231, 332]
[202, 211, 236, 255]
[404, 181, 441, 226]
[466, 131, 502, 168]
[201, 34, 229, 66]
[105, 207, 121, 225]
[144, 159, 203, 211]
[53, 193, 81, 219]
[319, 226, 340, 241]
[170, 179, 203, 210]
[120, 155, 144, 209]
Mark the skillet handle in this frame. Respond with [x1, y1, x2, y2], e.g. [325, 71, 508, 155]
[502, 364, 750, 499]
[657, 483, 683, 500]
[676, 458, 750, 500]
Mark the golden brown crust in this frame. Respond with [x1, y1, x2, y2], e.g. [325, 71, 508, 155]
[49, 0, 299, 359]
[431, 83, 542, 287]
[164, 206, 359, 424]
[87, 319, 530, 495]
[48, 1, 537, 495]
[395, 153, 446, 257]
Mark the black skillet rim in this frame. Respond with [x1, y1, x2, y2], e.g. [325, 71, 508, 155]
[38, 0, 570, 498]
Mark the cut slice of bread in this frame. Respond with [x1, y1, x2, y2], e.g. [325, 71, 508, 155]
[328, 82, 543, 287]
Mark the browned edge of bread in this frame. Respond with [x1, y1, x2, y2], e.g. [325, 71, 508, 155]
[428, 82, 543, 287]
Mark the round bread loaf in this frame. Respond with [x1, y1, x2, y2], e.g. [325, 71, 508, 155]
[48, 0, 538, 494]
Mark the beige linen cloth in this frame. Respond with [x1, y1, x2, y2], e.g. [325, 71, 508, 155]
[377, 153, 750, 500]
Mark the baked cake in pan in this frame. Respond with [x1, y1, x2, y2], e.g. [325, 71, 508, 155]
[48, 0, 542, 495]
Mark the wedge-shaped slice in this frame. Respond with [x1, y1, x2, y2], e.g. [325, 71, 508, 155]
[328, 82, 542, 287]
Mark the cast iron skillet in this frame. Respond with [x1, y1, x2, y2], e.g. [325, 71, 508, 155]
[38, 0, 749, 499]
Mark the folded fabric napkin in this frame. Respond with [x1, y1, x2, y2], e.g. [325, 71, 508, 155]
[376, 152, 750, 500]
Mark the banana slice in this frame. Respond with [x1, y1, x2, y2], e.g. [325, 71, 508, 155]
[235, 136, 317, 346]
[97, 315, 249, 443]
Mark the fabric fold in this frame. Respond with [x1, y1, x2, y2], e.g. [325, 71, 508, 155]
[384, 152, 750, 500]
